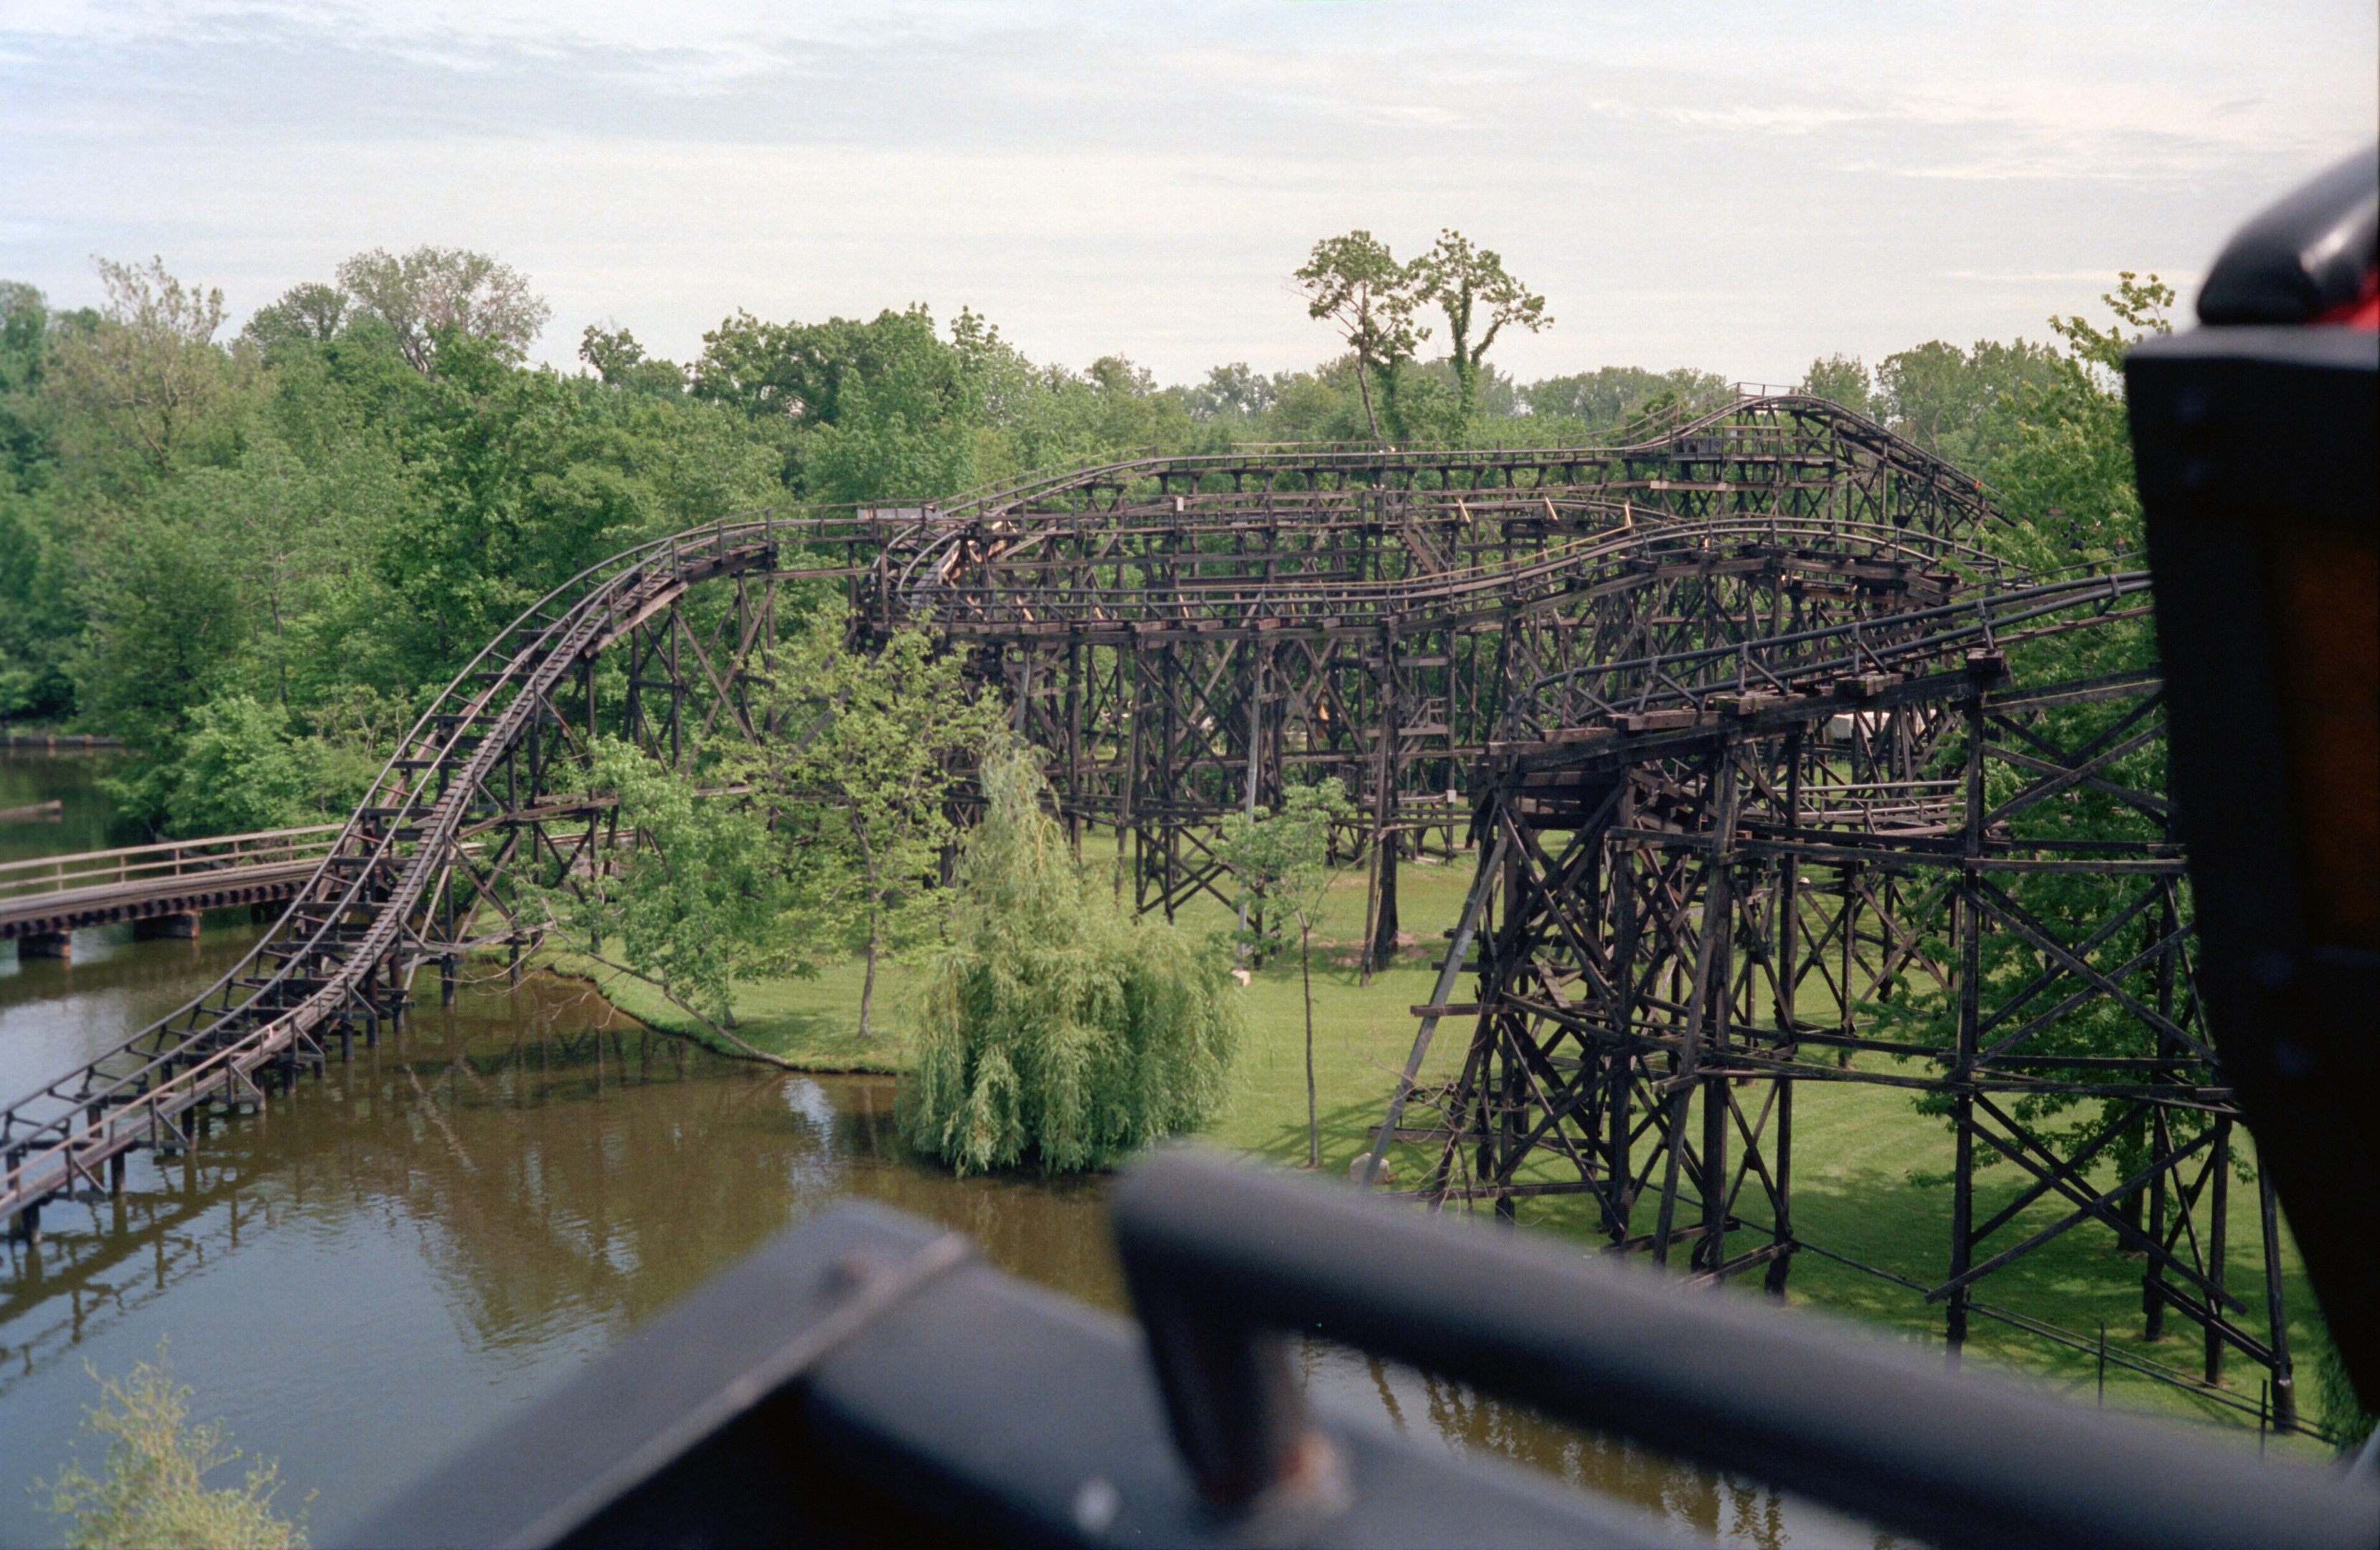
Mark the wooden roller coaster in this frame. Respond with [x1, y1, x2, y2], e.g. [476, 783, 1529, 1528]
[0, 389, 2299, 1425]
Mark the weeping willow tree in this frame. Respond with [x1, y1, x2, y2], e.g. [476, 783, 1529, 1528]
[902, 743, 1243, 1174]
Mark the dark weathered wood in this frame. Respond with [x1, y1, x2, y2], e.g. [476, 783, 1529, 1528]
[1381, 574, 2297, 1419]
[5, 408, 2293, 1432]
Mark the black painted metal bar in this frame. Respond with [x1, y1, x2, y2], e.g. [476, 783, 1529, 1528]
[1110, 1151, 2379, 1550]
[346, 1196, 1671, 1550]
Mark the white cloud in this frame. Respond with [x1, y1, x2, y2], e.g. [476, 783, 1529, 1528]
[1, 1, 2371, 385]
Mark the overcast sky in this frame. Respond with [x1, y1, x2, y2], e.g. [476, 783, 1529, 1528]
[5, 1, 2374, 388]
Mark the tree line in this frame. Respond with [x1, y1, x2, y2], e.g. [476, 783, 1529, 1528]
[1, 238, 2158, 842]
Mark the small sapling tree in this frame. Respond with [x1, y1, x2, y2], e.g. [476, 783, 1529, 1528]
[740, 621, 1002, 1037]
[1216, 776, 1357, 1169]
[528, 620, 993, 1056]
[532, 736, 806, 1066]
[902, 741, 1243, 1174]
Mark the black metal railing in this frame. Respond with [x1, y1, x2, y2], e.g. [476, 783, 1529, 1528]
[348, 1150, 2378, 1550]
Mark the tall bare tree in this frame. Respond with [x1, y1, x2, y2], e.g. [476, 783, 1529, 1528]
[1295, 231, 1426, 442]
[1411, 230, 1549, 423]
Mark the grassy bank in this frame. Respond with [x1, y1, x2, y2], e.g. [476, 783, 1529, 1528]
[545, 835, 2340, 1456]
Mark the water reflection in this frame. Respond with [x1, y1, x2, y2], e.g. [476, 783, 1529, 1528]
[0, 973, 1132, 1546]
[0, 752, 131, 865]
[0, 965, 1880, 1549]
[0, 919, 272, 1102]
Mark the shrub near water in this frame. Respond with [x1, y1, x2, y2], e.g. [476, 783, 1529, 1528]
[903, 745, 1243, 1173]
[34, 1343, 306, 1550]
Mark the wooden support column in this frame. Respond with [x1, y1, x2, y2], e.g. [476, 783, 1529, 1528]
[2146, 921, 2174, 1338]
[1653, 746, 1737, 1270]
[1363, 631, 1401, 972]
[1766, 731, 1804, 1295]
[1699, 747, 1739, 1273]
[2259, 1166, 2298, 1428]
[1947, 687, 1985, 1358]
[1236, 641, 1263, 958]
[2204, 1114, 2231, 1386]
[1066, 635, 1084, 857]
[19, 931, 72, 959]
[133, 911, 202, 941]
[441, 877, 459, 1007]
[1123, 639, 1143, 908]
[1608, 783, 1640, 1244]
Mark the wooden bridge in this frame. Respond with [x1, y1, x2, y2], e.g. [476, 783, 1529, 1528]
[1, 825, 341, 956]
[0, 390, 2297, 1424]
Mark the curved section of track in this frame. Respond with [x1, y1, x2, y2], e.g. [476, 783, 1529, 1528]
[0, 517, 898, 1223]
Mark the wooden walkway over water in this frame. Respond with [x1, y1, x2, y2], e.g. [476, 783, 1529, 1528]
[0, 826, 340, 953]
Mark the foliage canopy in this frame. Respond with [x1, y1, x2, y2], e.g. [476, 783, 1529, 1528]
[903, 743, 1243, 1174]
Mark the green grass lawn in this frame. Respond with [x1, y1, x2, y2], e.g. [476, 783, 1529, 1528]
[545, 832, 2347, 1458]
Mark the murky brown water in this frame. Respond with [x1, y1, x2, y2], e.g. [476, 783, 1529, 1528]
[0, 755, 1877, 1547]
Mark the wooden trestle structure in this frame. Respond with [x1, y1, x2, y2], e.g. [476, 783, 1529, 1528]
[1361, 573, 2299, 1424]
[0, 390, 2297, 1425]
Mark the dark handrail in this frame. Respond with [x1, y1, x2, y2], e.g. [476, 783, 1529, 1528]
[1111, 1151, 2376, 1550]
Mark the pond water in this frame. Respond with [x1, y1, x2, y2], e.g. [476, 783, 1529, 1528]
[0, 754, 1876, 1547]
[0, 753, 132, 866]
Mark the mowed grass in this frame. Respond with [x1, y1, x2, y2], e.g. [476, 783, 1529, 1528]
[552, 831, 2338, 1457]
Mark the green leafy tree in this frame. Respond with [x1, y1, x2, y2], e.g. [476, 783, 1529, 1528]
[1876, 337, 2061, 473]
[1881, 276, 2183, 1208]
[578, 324, 690, 398]
[135, 694, 374, 838]
[374, 333, 776, 673]
[799, 367, 977, 504]
[1523, 365, 1728, 438]
[1184, 362, 1279, 423]
[694, 305, 980, 499]
[903, 743, 1243, 1174]
[75, 513, 245, 768]
[334, 246, 552, 375]
[34, 1343, 306, 1550]
[43, 257, 245, 491]
[1411, 230, 1550, 424]
[1984, 273, 2175, 568]
[1800, 352, 1875, 419]
[0, 279, 54, 493]
[1295, 232, 1426, 443]
[530, 623, 996, 1051]
[948, 306, 1038, 428]
[0, 329, 80, 724]
[740, 622, 1002, 1037]
[237, 283, 349, 361]
[1216, 777, 1358, 1168]
[1616, 372, 1735, 444]
[535, 736, 806, 1063]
